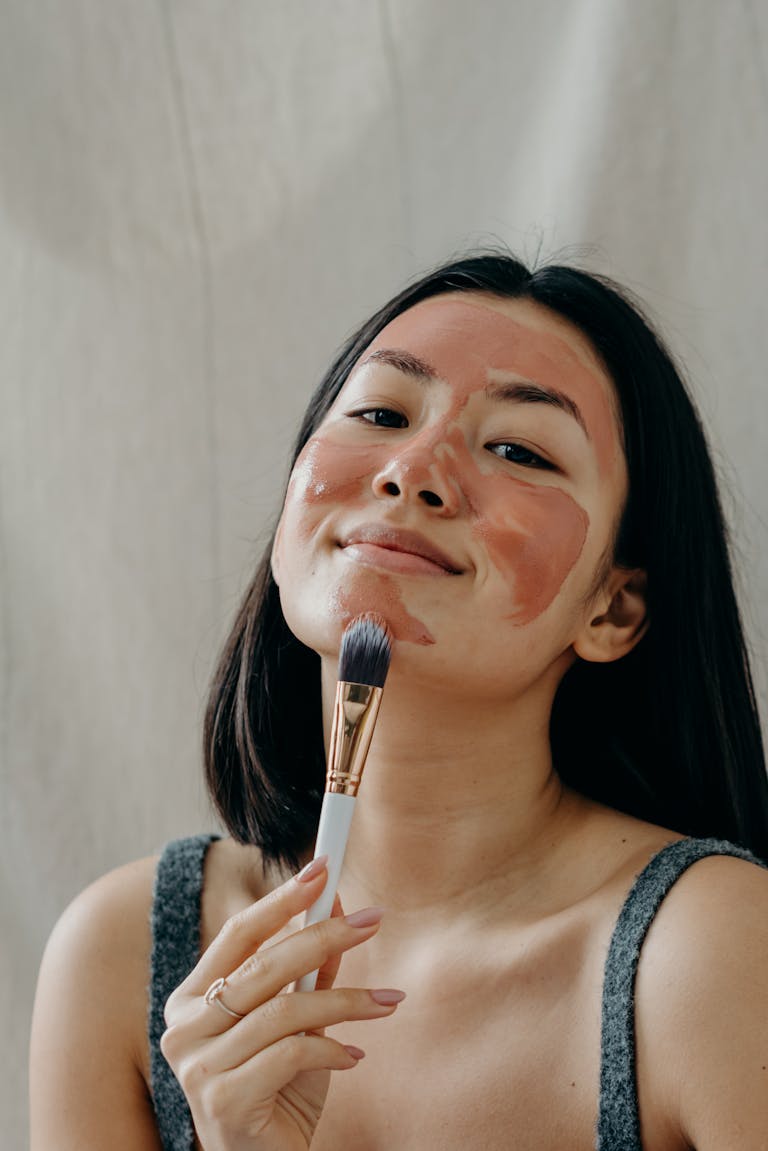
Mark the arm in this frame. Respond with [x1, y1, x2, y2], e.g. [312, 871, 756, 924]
[32, 852, 403, 1151]
[635, 854, 768, 1150]
[29, 856, 164, 1151]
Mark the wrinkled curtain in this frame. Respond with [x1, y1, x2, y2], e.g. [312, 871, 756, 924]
[3, 3, 766, 1145]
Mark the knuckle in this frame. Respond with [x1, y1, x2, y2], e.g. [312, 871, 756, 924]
[177, 1055, 206, 1094]
[259, 992, 291, 1025]
[260, 885, 286, 913]
[198, 1073, 233, 1120]
[312, 917, 340, 956]
[163, 989, 181, 1028]
[277, 1033, 304, 1064]
[344, 988, 372, 1013]
[159, 1025, 179, 1063]
[239, 948, 271, 982]
[220, 908, 248, 939]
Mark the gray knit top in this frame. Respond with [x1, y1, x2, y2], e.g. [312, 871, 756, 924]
[148, 834, 766, 1150]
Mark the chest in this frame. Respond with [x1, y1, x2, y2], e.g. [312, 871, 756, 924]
[311, 931, 606, 1151]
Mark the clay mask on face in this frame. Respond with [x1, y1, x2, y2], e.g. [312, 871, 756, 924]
[276, 295, 621, 643]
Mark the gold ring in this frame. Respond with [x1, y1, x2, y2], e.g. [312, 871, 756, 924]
[203, 977, 244, 1020]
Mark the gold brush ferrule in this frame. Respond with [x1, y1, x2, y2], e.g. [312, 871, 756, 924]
[325, 681, 384, 797]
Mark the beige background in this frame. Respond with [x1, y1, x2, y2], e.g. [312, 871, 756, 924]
[3, 2, 767, 1146]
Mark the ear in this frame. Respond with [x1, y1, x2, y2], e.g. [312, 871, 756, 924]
[573, 567, 648, 664]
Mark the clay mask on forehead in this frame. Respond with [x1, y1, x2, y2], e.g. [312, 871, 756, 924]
[283, 295, 619, 636]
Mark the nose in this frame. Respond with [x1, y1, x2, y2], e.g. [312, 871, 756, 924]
[371, 431, 461, 515]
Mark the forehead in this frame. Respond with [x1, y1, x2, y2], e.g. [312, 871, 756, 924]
[363, 293, 610, 393]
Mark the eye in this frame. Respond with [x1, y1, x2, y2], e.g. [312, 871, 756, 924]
[487, 442, 557, 471]
[350, 406, 408, 429]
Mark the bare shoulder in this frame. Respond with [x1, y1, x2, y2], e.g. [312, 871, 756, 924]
[30, 854, 162, 1151]
[51, 851, 160, 950]
[640, 847, 768, 958]
[635, 848, 768, 1150]
[36, 852, 161, 1049]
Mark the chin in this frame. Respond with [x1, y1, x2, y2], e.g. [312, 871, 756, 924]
[279, 599, 343, 659]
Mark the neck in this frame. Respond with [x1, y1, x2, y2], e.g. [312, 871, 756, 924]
[320, 665, 590, 932]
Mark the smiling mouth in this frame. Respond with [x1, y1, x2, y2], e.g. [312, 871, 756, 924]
[340, 541, 458, 577]
[337, 525, 464, 576]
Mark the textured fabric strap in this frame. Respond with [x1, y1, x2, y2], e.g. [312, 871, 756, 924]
[596, 836, 767, 1150]
[148, 833, 220, 1151]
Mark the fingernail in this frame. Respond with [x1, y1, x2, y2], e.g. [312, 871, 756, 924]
[344, 906, 385, 929]
[295, 855, 328, 883]
[369, 988, 406, 1006]
[343, 1044, 366, 1061]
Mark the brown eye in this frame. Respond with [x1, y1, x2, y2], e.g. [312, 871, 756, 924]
[487, 442, 556, 471]
[353, 407, 408, 429]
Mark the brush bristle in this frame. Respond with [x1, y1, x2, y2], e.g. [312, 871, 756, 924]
[338, 613, 393, 688]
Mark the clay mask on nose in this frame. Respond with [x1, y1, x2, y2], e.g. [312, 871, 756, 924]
[371, 417, 465, 513]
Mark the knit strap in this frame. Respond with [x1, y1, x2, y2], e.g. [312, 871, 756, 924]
[596, 836, 766, 1149]
[148, 833, 220, 1151]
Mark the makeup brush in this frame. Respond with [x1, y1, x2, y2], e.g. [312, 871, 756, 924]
[296, 613, 392, 993]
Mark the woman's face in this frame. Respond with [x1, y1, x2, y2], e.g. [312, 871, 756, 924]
[272, 293, 628, 697]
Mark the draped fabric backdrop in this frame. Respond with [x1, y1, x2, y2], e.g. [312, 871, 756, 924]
[2, 2, 767, 1145]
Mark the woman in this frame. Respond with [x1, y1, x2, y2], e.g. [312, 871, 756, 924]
[30, 253, 768, 1150]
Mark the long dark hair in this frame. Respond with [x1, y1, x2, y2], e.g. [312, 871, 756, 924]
[203, 251, 768, 872]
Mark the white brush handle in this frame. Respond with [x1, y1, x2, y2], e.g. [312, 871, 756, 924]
[295, 791, 356, 992]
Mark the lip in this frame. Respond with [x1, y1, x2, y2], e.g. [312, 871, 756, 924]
[338, 524, 464, 575]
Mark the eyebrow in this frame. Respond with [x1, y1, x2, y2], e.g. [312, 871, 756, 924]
[364, 348, 437, 379]
[484, 381, 590, 441]
[362, 347, 590, 440]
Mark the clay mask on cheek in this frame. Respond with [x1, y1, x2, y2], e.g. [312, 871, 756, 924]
[282, 436, 436, 645]
[475, 479, 589, 624]
[433, 423, 589, 623]
[287, 437, 371, 515]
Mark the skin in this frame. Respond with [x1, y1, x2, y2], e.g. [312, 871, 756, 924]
[30, 291, 768, 1151]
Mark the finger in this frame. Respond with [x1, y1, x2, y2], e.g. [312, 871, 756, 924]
[198, 907, 384, 1025]
[212, 988, 404, 1072]
[184, 857, 330, 995]
[226, 1033, 364, 1103]
[316, 892, 344, 993]
[243, 907, 383, 1006]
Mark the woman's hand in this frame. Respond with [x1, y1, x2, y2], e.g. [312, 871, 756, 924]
[160, 857, 405, 1151]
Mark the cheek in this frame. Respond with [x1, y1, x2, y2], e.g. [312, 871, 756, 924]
[474, 478, 589, 624]
[276, 436, 435, 645]
[289, 435, 372, 515]
[274, 436, 372, 567]
[430, 425, 590, 624]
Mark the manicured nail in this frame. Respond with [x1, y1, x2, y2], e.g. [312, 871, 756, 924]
[295, 855, 328, 883]
[344, 906, 385, 928]
[369, 988, 406, 1006]
[343, 1044, 366, 1061]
